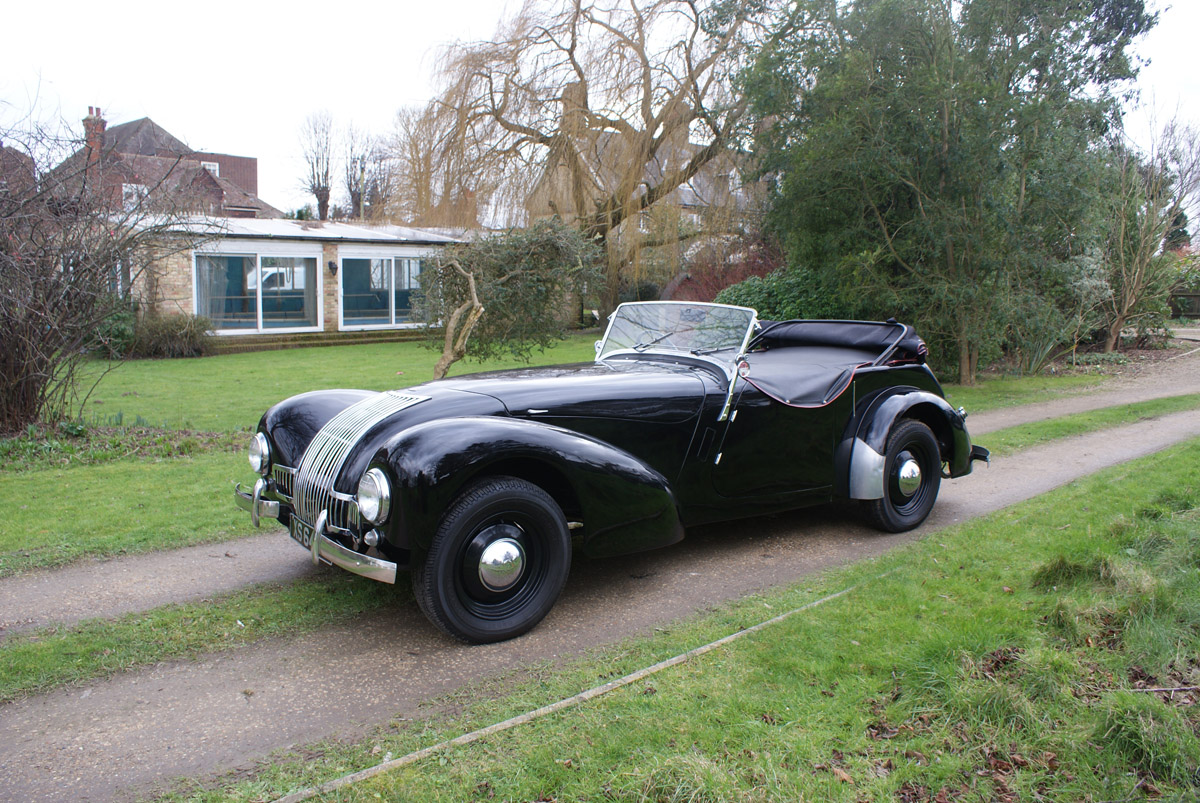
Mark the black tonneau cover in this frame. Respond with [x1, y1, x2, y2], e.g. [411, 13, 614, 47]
[742, 319, 927, 408]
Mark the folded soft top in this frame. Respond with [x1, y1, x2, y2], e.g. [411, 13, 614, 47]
[751, 319, 927, 363]
[743, 319, 928, 408]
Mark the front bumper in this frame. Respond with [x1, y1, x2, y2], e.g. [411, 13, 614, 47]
[234, 480, 397, 585]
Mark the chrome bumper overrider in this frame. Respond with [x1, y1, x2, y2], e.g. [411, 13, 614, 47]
[233, 481, 397, 585]
[234, 479, 279, 527]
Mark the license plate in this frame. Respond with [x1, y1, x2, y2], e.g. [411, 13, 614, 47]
[290, 516, 315, 549]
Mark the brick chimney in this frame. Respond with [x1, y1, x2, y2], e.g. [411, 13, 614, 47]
[83, 106, 107, 185]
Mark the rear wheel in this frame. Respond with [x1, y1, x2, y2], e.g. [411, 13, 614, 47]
[863, 419, 941, 533]
[413, 476, 571, 643]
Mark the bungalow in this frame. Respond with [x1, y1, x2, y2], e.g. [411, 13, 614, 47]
[148, 218, 459, 337]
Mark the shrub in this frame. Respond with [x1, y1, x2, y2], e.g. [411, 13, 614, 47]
[714, 265, 854, 321]
[619, 281, 661, 303]
[93, 300, 138, 358]
[129, 313, 212, 358]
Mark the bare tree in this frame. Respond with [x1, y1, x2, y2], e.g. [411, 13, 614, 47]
[300, 111, 334, 220]
[1100, 121, 1200, 351]
[428, 0, 774, 306]
[388, 100, 509, 229]
[344, 122, 370, 219]
[0, 110, 207, 433]
[389, 105, 440, 224]
[343, 124, 397, 221]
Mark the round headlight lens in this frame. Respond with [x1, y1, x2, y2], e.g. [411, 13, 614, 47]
[357, 468, 391, 525]
[248, 432, 271, 475]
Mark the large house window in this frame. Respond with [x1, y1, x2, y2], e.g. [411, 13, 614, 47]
[261, 257, 318, 328]
[196, 253, 319, 332]
[197, 254, 256, 330]
[342, 256, 425, 328]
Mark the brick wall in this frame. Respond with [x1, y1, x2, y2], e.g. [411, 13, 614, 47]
[130, 237, 193, 317]
[322, 243, 339, 331]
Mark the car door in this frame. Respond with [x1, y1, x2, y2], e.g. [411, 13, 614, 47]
[710, 382, 837, 500]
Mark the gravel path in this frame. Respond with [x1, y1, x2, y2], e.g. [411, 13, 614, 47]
[966, 345, 1200, 435]
[0, 351, 1197, 802]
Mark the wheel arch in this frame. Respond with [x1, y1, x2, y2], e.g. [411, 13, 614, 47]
[462, 456, 584, 523]
[838, 389, 972, 500]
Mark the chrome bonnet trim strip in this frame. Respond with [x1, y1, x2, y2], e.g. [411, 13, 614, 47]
[293, 392, 427, 528]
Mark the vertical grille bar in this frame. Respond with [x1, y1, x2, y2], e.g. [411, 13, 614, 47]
[293, 392, 427, 528]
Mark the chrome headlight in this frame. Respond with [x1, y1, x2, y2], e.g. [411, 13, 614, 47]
[356, 467, 391, 525]
[248, 432, 271, 476]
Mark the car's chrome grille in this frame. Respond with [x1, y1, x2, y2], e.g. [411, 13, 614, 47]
[293, 392, 427, 530]
[272, 465, 295, 500]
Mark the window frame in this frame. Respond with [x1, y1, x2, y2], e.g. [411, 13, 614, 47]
[337, 247, 431, 332]
[192, 240, 324, 335]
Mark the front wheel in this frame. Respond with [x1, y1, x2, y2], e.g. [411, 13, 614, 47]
[863, 419, 942, 533]
[413, 476, 571, 643]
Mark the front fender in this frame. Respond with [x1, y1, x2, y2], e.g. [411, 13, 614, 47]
[839, 389, 975, 500]
[379, 416, 684, 559]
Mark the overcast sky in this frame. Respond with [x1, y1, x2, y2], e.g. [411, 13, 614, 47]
[2, 0, 1195, 214]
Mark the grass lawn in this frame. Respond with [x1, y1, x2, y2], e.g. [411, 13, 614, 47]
[980, 393, 1200, 456]
[0, 450, 260, 576]
[0, 570, 404, 704]
[151, 438, 1200, 802]
[942, 371, 1109, 413]
[74, 335, 600, 432]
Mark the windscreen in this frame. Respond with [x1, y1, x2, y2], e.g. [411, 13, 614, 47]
[598, 302, 755, 361]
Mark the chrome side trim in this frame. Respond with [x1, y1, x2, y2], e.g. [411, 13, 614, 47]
[848, 438, 886, 500]
[293, 392, 427, 529]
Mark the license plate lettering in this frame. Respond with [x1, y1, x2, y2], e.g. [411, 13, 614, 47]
[290, 517, 315, 549]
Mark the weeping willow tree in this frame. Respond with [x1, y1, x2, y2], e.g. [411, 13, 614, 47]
[396, 0, 779, 307]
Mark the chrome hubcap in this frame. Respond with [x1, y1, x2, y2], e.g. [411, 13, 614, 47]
[478, 537, 526, 592]
[896, 458, 922, 497]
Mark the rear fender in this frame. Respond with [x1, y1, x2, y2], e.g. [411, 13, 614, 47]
[379, 416, 683, 558]
[837, 390, 973, 500]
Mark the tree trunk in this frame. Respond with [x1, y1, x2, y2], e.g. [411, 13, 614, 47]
[432, 261, 485, 379]
[957, 321, 974, 385]
[1103, 316, 1123, 353]
[601, 237, 622, 314]
[433, 300, 484, 379]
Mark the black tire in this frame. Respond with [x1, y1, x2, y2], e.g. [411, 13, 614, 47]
[413, 476, 571, 643]
[863, 419, 942, 533]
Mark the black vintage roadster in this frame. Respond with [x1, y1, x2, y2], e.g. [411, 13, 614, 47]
[235, 302, 987, 643]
